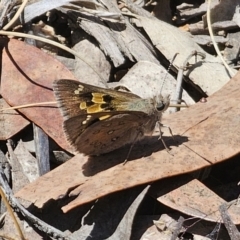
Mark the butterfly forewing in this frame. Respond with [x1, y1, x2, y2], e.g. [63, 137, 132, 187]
[53, 79, 142, 119]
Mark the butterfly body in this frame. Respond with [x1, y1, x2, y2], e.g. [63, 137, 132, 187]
[53, 79, 170, 155]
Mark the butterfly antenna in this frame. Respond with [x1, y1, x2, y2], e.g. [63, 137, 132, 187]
[160, 53, 178, 94]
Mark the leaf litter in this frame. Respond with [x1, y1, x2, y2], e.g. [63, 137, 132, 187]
[0, 0, 240, 239]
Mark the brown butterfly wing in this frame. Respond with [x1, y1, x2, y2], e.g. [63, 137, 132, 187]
[63, 111, 154, 155]
[53, 79, 142, 119]
[53, 79, 157, 155]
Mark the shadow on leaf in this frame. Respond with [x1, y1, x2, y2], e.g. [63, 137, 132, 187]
[82, 134, 188, 176]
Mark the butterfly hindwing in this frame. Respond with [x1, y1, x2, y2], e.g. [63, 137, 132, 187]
[63, 111, 153, 155]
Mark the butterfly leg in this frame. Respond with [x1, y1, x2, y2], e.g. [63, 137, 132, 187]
[123, 131, 144, 165]
[123, 143, 135, 165]
[157, 121, 174, 152]
[158, 123, 174, 139]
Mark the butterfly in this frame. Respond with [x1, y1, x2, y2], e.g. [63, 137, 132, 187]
[53, 79, 170, 155]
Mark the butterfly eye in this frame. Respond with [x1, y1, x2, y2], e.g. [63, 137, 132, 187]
[156, 99, 170, 112]
[154, 95, 170, 112]
[156, 103, 167, 111]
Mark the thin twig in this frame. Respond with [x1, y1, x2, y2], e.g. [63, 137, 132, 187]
[0, 30, 105, 81]
[0, 101, 57, 111]
[219, 204, 240, 240]
[207, 0, 234, 77]
[0, 187, 25, 239]
[3, 0, 28, 30]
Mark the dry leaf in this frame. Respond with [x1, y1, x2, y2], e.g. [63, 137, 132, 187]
[134, 15, 236, 95]
[14, 140, 40, 182]
[107, 186, 150, 240]
[73, 39, 111, 86]
[0, 99, 29, 140]
[0, 38, 76, 152]
[108, 61, 195, 107]
[156, 178, 240, 224]
[202, 0, 240, 26]
[15, 71, 240, 213]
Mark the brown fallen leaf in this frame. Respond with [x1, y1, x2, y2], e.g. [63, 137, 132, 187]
[155, 178, 240, 224]
[0, 98, 29, 140]
[0, 38, 76, 152]
[15, 70, 240, 213]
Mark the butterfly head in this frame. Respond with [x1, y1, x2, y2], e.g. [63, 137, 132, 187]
[154, 94, 170, 113]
